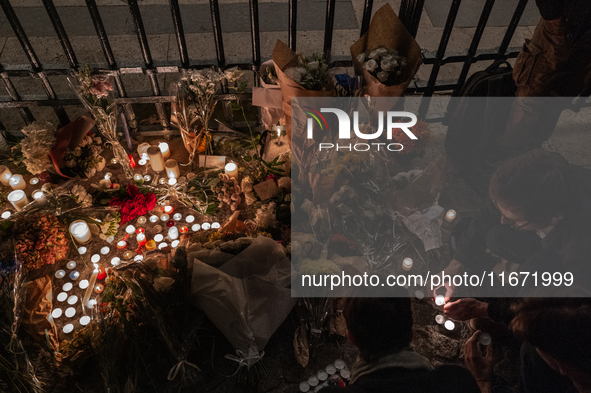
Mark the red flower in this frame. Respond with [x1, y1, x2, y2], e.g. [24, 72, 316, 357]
[110, 184, 156, 224]
[265, 174, 278, 184]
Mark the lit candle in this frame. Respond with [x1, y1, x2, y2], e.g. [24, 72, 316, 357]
[159, 142, 171, 159]
[66, 261, 76, 269]
[143, 175, 151, 182]
[160, 213, 169, 222]
[69, 220, 91, 243]
[91, 254, 100, 263]
[97, 267, 107, 280]
[168, 177, 177, 186]
[435, 295, 446, 306]
[435, 315, 445, 324]
[136, 233, 146, 246]
[133, 173, 144, 185]
[165, 159, 180, 178]
[82, 264, 99, 309]
[186, 215, 195, 223]
[100, 246, 110, 255]
[168, 227, 179, 240]
[123, 251, 133, 260]
[192, 224, 200, 231]
[111, 257, 121, 266]
[145, 240, 157, 250]
[445, 209, 457, 223]
[125, 225, 135, 234]
[31, 189, 45, 202]
[0, 165, 12, 186]
[1, 211, 11, 219]
[479, 332, 492, 346]
[104, 172, 112, 180]
[202, 222, 211, 230]
[402, 257, 413, 271]
[55, 270, 66, 279]
[110, 158, 118, 164]
[166, 220, 175, 228]
[171, 240, 180, 248]
[7, 190, 28, 211]
[138, 159, 147, 166]
[137, 142, 151, 160]
[173, 213, 182, 221]
[94, 284, 104, 293]
[180, 226, 189, 234]
[159, 177, 166, 185]
[164, 205, 174, 214]
[444, 320, 455, 330]
[29, 177, 39, 185]
[9, 175, 26, 190]
[116, 240, 127, 249]
[137, 216, 147, 225]
[225, 162, 238, 180]
[212, 222, 220, 229]
[147, 146, 165, 172]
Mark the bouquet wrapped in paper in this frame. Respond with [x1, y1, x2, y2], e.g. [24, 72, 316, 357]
[252, 60, 284, 132]
[351, 4, 422, 108]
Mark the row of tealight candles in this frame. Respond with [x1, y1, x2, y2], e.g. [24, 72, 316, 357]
[0, 165, 48, 213]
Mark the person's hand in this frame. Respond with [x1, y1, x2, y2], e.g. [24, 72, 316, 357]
[464, 330, 494, 393]
[429, 259, 464, 301]
[444, 298, 489, 321]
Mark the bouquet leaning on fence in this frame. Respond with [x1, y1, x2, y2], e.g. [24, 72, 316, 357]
[68, 65, 134, 179]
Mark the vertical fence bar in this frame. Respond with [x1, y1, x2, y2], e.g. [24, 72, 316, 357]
[127, 0, 168, 129]
[323, 0, 336, 62]
[0, 0, 70, 126]
[0, 64, 35, 124]
[249, 0, 261, 70]
[359, 0, 373, 37]
[209, 0, 226, 66]
[85, 0, 138, 130]
[496, 0, 528, 59]
[452, 0, 496, 96]
[289, 0, 297, 51]
[169, 0, 190, 69]
[42, 0, 78, 69]
[399, 0, 425, 38]
[418, 0, 462, 117]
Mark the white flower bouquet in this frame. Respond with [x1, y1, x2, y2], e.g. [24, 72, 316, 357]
[357, 46, 408, 86]
[20, 122, 57, 175]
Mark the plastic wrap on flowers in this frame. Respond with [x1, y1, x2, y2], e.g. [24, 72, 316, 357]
[252, 60, 284, 131]
[188, 235, 296, 369]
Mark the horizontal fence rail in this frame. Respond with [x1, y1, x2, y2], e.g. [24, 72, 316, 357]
[0, 0, 585, 132]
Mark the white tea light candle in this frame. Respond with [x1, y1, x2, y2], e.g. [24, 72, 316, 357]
[435, 315, 445, 324]
[65, 307, 76, 318]
[57, 292, 67, 302]
[158, 242, 168, 250]
[225, 162, 238, 179]
[63, 324, 74, 334]
[159, 142, 171, 158]
[173, 213, 182, 221]
[160, 214, 169, 222]
[52, 308, 62, 319]
[445, 209, 457, 223]
[171, 240, 180, 248]
[100, 246, 110, 255]
[62, 283, 73, 292]
[80, 316, 91, 326]
[154, 234, 164, 242]
[191, 224, 200, 231]
[202, 222, 211, 230]
[78, 246, 87, 255]
[32, 189, 45, 202]
[402, 258, 413, 271]
[1, 211, 11, 219]
[29, 177, 39, 185]
[435, 295, 446, 306]
[0, 165, 12, 186]
[111, 257, 121, 266]
[133, 173, 144, 185]
[9, 174, 26, 190]
[67, 295, 78, 305]
[168, 177, 177, 186]
[212, 222, 220, 229]
[79, 280, 89, 289]
[125, 225, 135, 234]
[149, 215, 158, 223]
[168, 227, 179, 240]
[7, 190, 28, 211]
[69, 220, 91, 243]
[444, 320, 455, 330]
[91, 254, 100, 263]
[185, 215, 195, 223]
[165, 159, 180, 178]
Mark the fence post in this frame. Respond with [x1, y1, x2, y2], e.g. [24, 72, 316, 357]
[398, 0, 425, 38]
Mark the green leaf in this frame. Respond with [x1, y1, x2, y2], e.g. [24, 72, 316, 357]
[243, 156, 252, 162]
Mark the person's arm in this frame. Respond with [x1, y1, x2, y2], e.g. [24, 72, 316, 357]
[464, 331, 494, 393]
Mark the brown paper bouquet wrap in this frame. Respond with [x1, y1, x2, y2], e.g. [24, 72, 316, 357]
[49, 116, 96, 178]
[22, 276, 59, 351]
[351, 4, 422, 109]
[252, 60, 284, 131]
[272, 40, 334, 146]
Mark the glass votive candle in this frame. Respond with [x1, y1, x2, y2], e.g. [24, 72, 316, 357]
[111, 257, 121, 266]
[69, 220, 91, 243]
[145, 240, 157, 251]
[91, 254, 100, 263]
[173, 213, 182, 221]
[191, 224, 200, 232]
[163, 206, 174, 214]
[149, 215, 159, 223]
[159, 177, 167, 185]
[100, 246, 110, 255]
[69, 271, 80, 280]
[160, 214, 169, 222]
[55, 270, 66, 279]
[125, 225, 136, 234]
[137, 216, 147, 225]
[133, 173, 144, 185]
[185, 215, 195, 223]
[445, 209, 457, 223]
[154, 234, 164, 242]
[116, 240, 127, 249]
[66, 261, 76, 269]
[0, 165, 12, 186]
[97, 267, 107, 280]
[8, 190, 29, 211]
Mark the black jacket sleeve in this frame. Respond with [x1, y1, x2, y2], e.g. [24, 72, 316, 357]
[453, 200, 500, 271]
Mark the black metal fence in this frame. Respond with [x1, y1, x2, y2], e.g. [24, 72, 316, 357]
[0, 0, 531, 133]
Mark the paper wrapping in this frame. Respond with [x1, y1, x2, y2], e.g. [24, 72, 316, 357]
[252, 60, 284, 131]
[272, 40, 334, 146]
[188, 236, 296, 362]
[350, 4, 422, 110]
[22, 276, 59, 351]
[49, 116, 96, 178]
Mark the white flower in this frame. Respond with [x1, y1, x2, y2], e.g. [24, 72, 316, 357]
[381, 59, 392, 71]
[363, 59, 378, 73]
[356, 53, 365, 63]
[368, 50, 379, 60]
[224, 67, 244, 83]
[381, 54, 393, 61]
[307, 61, 319, 72]
[376, 47, 388, 56]
[377, 71, 389, 82]
[82, 194, 92, 207]
[284, 67, 302, 83]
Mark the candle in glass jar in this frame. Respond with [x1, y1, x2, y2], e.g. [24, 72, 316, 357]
[159, 142, 171, 159]
[168, 177, 177, 186]
[147, 146, 165, 172]
[137, 216, 147, 225]
[0, 165, 12, 186]
[225, 162, 238, 180]
[133, 173, 144, 185]
[165, 159, 180, 178]
[9, 174, 26, 190]
[445, 209, 457, 223]
[69, 220, 91, 243]
[7, 190, 29, 211]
